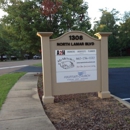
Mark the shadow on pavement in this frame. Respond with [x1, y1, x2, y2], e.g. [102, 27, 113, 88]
[14, 66, 42, 73]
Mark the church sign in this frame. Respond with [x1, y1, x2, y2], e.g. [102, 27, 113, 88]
[37, 31, 112, 104]
[55, 49, 97, 83]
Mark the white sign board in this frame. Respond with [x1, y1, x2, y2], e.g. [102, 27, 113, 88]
[55, 49, 97, 83]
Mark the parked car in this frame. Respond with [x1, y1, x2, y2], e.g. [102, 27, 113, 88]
[24, 54, 31, 59]
[0, 55, 7, 61]
[33, 54, 41, 59]
[11, 55, 17, 60]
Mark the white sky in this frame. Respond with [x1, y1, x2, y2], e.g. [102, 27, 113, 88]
[0, 10, 6, 18]
[85, 0, 130, 23]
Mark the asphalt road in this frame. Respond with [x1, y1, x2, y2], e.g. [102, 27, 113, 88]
[0, 60, 130, 103]
[0, 59, 42, 75]
[109, 68, 130, 103]
[14, 66, 42, 73]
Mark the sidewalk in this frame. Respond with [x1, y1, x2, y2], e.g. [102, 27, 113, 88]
[0, 72, 56, 130]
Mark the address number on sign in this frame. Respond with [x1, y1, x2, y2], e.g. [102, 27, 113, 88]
[69, 35, 83, 40]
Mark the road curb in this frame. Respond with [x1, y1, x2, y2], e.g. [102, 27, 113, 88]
[111, 94, 130, 109]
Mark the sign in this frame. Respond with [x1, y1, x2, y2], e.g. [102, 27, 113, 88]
[37, 31, 111, 103]
[55, 49, 97, 83]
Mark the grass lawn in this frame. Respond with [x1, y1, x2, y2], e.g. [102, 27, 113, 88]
[109, 56, 130, 68]
[33, 63, 42, 67]
[0, 72, 26, 109]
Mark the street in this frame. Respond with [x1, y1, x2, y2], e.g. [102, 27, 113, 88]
[0, 59, 42, 75]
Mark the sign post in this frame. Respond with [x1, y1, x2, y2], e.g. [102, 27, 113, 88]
[37, 32, 54, 103]
[37, 31, 112, 104]
[95, 32, 112, 98]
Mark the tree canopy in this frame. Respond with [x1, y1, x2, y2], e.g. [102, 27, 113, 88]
[0, 1, 130, 57]
[93, 9, 121, 56]
[0, 0, 91, 54]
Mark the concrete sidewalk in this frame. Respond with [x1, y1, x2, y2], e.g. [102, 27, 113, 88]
[0, 72, 56, 130]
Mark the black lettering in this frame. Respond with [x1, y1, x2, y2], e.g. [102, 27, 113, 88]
[72, 35, 75, 40]
[80, 35, 83, 40]
[85, 42, 94, 46]
[57, 43, 70, 46]
[69, 35, 83, 40]
[71, 42, 84, 46]
[76, 35, 79, 40]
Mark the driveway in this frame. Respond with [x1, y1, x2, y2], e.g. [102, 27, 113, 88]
[0, 59, 41, 75]
[14, 66, 42, 73]
[109, 68, 130, 103]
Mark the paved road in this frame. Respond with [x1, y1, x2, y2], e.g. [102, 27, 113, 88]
[0, 59, 42, 75]
[14, 66, 42, 73]
[109, 68, 130, 103]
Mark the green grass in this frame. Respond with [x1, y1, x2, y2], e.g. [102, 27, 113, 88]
[0, 72, 26, 109]
[109, 56, 130, 68]
[33, 63, 42, 67]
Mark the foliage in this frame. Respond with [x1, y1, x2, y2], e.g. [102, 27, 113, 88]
[0, 0, 91, 53]
[41, 0, 62, 16]
[1, 0, 130, 57]
[0, 72, 25, 109]
[0, 1, 44, 54]
[0, 37, 9, 55]
[118, 17, 130, 49]
[40, 0, 91, 36]
[93, 9, 120, 56]
[58, 0, 91, 33]
[94, 9, 119, 32]
[0, 24, 11, 60]
[93, 9, 130, 57]
[122, 11, 130, 22]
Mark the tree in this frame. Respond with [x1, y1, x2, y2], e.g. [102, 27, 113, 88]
[122, 11, 130, 22]
[41, 0, 62, 17]
[0, 24, 10, 61]
[93, 9, 120, 56]
[94, 9, 119, 32]
[40, 0, 62, 37]
[0, 0, 45, 54]
[117, 17, 130, 55]
[0, 0, 91, 53]
[59, 0, 91, 33]
[40, 0, 91, 35]
[0, 38, 9, 61]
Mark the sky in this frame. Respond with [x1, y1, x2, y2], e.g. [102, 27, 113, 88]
[84, 0, 130, 23]
[0, 0, 130, 23]
[0, 10, 6, 18]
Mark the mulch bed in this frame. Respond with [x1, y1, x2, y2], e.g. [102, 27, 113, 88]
[37, 73, 130, 130]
